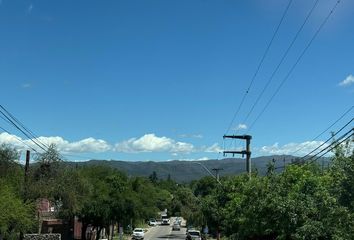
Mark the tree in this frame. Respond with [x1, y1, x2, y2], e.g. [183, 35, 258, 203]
[171, 187, 203, 227]
[329, 136, 354, 211]
[0, 144, 22, 190]
[192, 176, 218, 198]
[33, 144, 62, 181]
[0, 145, 34, 239]
[149, 171, 158, 184]
[28, 144, 64, 200]
[0, 182, 35, 240]
[222, 163, 354, 239]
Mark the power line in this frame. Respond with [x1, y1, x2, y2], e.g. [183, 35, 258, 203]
[0, 108, 47, 152]
[0, 124, 39, 153]
[247, 0, 342, 132]
[242, 0, 319, 126]
[272, 116, 353, 170]
[306, 128, 353, 165]
[0, 105, 49, 150]
[225, 0, 293, 135]
[311, 131, 353, 163]
[0, 105, 102, 162]
[300, 117, 353, 160]
[0, 106, 74, 161]
[275, 128, 353, 170]
[291, 105, 353, 155]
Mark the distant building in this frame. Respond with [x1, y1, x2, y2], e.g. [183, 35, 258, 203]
[36, 198, 82, 240]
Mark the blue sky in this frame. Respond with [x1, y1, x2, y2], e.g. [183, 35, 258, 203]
[0, 0, 353, 162]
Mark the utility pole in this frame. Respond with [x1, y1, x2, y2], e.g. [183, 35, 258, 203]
[194, 162, 221, 185]
[212, 168, 223, 182]
[20, 150, 30, 240]
[223, 134, 252, 178]
[211, 167, 223, 240]
[24, 150, 30, 193]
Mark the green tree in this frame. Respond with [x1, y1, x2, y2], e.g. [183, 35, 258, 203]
[222, 163, 354, 239]
[0, 182, 35, 240]
[171, 187, 203, 227]
[0, 144, 22, 190]
[0, 145, 35, 239]
[149, 171, 158, 184]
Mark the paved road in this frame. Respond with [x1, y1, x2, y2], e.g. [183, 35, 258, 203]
[145, 224, 186, 240]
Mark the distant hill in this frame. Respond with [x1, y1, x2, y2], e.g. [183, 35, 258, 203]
[67, 155, 329, 182]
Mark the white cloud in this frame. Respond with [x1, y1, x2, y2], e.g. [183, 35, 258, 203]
[61, 137, 111, 153]
[114, 133, 195, 154]
[0, 132, 111, 153]
[171, 141, 195, 153]
[339, 74, 354, 87]
[204, 143, 223, 153]
[0, 132, 26, 149]
[234, 124, 247, 130]
[178, 134, 203, 139]
[257, 141, 329, 156]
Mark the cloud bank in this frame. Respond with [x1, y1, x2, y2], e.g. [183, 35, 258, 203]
[1, 131, 341, 159]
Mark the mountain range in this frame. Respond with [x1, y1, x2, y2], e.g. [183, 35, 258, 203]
[69, 155, 328, 182]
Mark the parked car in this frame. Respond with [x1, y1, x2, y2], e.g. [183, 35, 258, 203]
[148, 218, 157, 226]
[132, 228, 144, 240]
[172, 222, 181, 231]
[186, 230, 201, 240]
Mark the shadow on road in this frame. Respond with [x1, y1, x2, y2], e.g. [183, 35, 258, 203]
[156, 233, 185, 239]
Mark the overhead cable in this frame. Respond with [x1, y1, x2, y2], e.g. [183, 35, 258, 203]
[306, 128, 353, 165]
[224, 0, 293, 135]
[0, 124, 39, 153]
[242, 0, 320, 126]
[300, 117, 353, 160]
[0, 108, 47, 152]
[291, 105, 353, 156]
[0, 105, 49, 150]
[247, 0, 342, 132]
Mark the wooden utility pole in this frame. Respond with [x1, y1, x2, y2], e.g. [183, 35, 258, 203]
[223, 135, 252, 178]
[20, 150, 30, 240]
[23, 150, 30, 200]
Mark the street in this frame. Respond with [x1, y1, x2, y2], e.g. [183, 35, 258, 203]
[143, 218, 187, 240]
[144, 225, 186, 240]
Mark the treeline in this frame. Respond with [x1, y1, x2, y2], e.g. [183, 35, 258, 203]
[183, 142, 354, 239]
[0, 144, 178, 240]
[0, 141, 353, 240]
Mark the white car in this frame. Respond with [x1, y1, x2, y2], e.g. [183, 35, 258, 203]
[132, 228, 144, 240]
[186, 230, 201, 240]
[149, 218, 157, 226]
[172, 222, 181, 231]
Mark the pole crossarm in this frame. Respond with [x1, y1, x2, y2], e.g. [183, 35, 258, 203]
[223, 134, 252, 140]
[223, 150, 250, 157]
